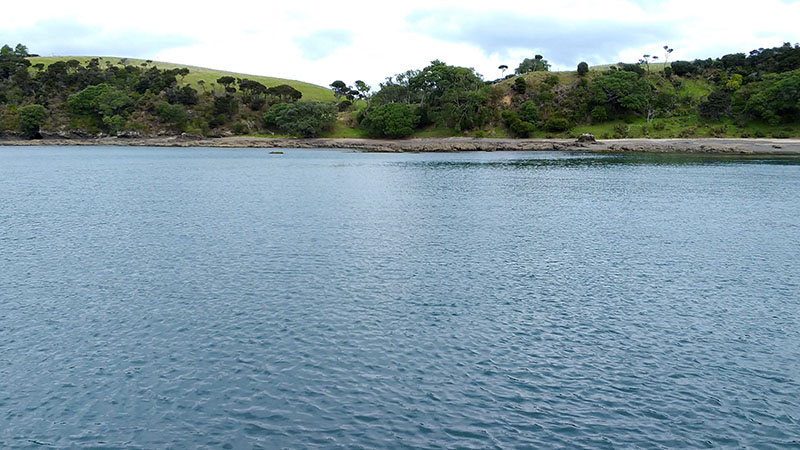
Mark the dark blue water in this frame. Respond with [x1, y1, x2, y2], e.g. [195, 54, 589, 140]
[1, 147, 799, 449]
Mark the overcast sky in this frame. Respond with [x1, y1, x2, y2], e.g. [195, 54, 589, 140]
[2, 0, 799, 89]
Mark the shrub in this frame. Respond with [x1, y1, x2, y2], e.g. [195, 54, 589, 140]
[361, 103, 418, 138]
[513, 77, 527, 94]
[501, 110, 535, 138]
[591, 106, 608, 123]
[233, 121, 249, 134]
[613, 124, 630, 138]
[262, 101, 337, 137]
[18, 104, 46, 138]
[577, 62, 589, 76]
[618, 63, 645, 76]
[544, 117, 571, 132]
[155, 102, 187, 126]
[338, 100, 353, 112]
[698, 90, 731, 120]
[670, 61, 695, 77]
[519, 101, 538, 124]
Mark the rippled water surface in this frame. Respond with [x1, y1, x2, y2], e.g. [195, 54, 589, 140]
[1, 147, 799, 448]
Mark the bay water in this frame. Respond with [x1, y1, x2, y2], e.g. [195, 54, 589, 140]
[1, 147, 799, 448]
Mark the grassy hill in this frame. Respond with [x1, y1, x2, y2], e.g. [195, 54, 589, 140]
[27, 56, 335, 102]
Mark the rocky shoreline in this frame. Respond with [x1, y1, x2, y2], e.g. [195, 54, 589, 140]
[2, 135, 800, 155]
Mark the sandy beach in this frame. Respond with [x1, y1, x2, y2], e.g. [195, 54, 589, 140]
[2, 135, 800, 155]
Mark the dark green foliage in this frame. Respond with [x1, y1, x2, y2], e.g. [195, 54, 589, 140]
[670, 61, 696, 77]
[698, 90, 731, 120]
[501, 110, 536, 137]
[591, 106, 608, 123]
[213, 94, 238, 116]
[591, 70, 652, 115]
[216, 76, 235, 89]
[337, 99, 353, 111]
[135, 67, 178, 94]
[513, 77, 527, 94]
[330, 80, 356, 101]
[664, 66, 673, 78]
[156, 102, 187, 127]
[519, 101, 538, 123]
[68, 83, 133, 129]
[0, 44, 31, 79]
[515, 55, 550, 74]
[361, 103, 418, 138]
[266, 84, 302, 103]
[577, 62, 589, 76]
[166, 85, 198, 105]
[263, 101, 336, 137]
[263, 103, 289, 126]
[738, 69, 800, 124]
[618, 63, 645, 76]
[544, 116, 571, 132]
[18, 104, 46, 137]
[371, 60, 489, 131]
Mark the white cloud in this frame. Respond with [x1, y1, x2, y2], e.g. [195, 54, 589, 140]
[1, 0, 799, 88]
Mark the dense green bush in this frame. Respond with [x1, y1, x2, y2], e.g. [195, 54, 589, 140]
[544, 116, 571, 132]
[738, 69, 800, 124]
[18, 104, 46, 137]
[361, 103, 418, 138]
[591, 106, 608, 123]
[156, 102, 187, 127]
[501, 110, 535, 137]
[519, 101, 538, 124]
[263, 101, 337, 137]
[513, 77, 527, 94]
[577, 62, 589, 76]
[698, 90, 731, 120]
[590, 71, 652, 115]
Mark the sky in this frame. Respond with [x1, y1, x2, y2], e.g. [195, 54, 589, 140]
[1, 0, 799, 89]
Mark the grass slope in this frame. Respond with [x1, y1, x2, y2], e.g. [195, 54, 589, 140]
[27, 56, 334, 102]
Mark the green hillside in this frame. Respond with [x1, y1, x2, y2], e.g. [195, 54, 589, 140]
[27, 56, 334, 102]
[2, 43, 799, 140]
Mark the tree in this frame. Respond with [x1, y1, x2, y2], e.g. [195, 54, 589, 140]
[590, 70, 653, 116]
[515, 55, 550, 74]
[501, 110, 535, 137]
[698, 90, 731, 120]
[155, 101, 187, 129]
[263, 101, 337, 137]
[330, 80, 349, 101]
[67, 83, 133, 126]
[361, 103, 418, 138]
[663, 46, 674, 66]
[670, 61, 695, 77]
[266, 84, 302, 103]
[354, 80, 371, 101]
[639, 55, 652, 73]
[14, 43, 29, 57]
[18, 104, 46, 138]
[519, 100, 538, 123]
[499, 64, 508, 76]
[739, 69, 800, 124]
[577, 62, 589, 76]
[513, 77, 527, 94]
[216, 76, 236, 92]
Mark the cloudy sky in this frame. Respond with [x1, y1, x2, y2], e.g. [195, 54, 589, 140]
[1, 0, 799, 88]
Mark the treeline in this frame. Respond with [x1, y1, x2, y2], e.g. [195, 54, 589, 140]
[0, 43, 317, 138]
[349, 43, 800, 138]
[2, 42, 800, 139]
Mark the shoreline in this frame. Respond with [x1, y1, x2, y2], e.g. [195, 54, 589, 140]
[2, 136, 800, 155]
